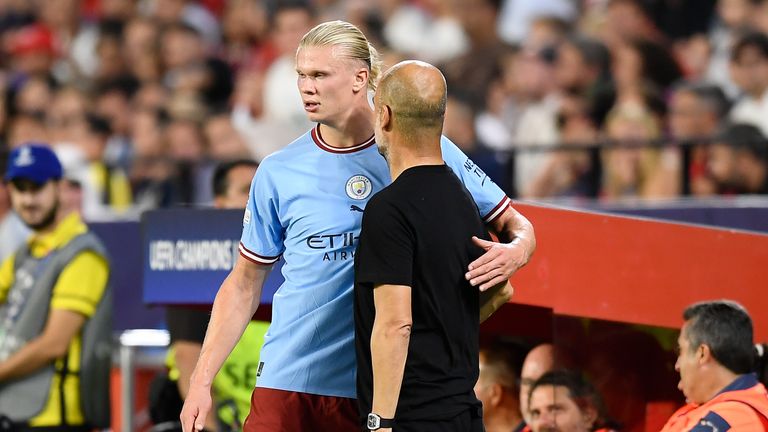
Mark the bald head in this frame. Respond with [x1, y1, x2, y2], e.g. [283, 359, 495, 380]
[522, 344, 556, 380]
[376, 60, 447, 138]
[520, 344, 556, 423]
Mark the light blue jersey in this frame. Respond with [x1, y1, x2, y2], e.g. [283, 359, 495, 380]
[240, 124, 510, 398]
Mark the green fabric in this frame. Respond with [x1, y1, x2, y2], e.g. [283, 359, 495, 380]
[166, 320, 269, 430]
[213, 320, 269, 429]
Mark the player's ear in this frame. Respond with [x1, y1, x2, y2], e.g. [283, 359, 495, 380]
[353, 67, 369, 93]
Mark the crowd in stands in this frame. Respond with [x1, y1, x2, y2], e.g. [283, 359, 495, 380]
[0, 0, 767, 225]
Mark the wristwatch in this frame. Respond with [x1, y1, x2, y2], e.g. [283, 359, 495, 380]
[367, 413, 395, 430]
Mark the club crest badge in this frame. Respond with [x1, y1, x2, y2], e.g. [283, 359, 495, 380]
[346, 175, 372, 200]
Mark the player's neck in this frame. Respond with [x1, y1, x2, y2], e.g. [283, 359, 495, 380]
[318, 104, 374, 148]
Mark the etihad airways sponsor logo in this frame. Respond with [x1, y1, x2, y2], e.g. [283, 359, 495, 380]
[305, 231, 359, 262]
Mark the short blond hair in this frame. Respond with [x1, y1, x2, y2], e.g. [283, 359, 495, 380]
[299, 20, 381, 91]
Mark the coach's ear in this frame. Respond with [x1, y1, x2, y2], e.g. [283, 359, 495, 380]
[380, 104, 393, 132]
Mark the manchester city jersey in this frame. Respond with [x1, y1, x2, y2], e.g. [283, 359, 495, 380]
[240, 124, 510, 398]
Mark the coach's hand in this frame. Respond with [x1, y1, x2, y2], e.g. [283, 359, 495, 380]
[466, 236, 527, 291]
[180, 383, 213, 432]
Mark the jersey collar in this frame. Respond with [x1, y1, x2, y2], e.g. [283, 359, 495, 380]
[716, 373, 760, 395]
[28, 212, 88, 257]
[311, 124, 375, 154]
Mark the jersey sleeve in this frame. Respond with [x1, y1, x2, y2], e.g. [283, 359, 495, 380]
[441, 136, 511, 224]
[355, 196, 414, 288]
[239, 161, 284, 265]
[50, 251, 109, 317]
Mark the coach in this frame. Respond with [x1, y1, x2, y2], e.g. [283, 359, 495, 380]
[354, 60, 513, 432]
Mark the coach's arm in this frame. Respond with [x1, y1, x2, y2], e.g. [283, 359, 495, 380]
[370, 284, 412, 432]
[467, 205, 535, 291]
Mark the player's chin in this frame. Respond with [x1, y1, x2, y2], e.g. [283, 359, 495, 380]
[304, 110, 323, 122]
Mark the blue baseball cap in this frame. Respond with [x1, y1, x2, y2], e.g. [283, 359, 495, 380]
[4, 143, 63, 185]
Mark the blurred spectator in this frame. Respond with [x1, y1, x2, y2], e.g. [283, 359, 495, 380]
[510, 48, 560, 197]
[381, 0, 468, 64]
[93, 21, 128, 86]
[129, 107, 176, 211]
[729, 31, 768, 136]
[6, 112, 49, 148]
[443, 93, 506, 188]
[160, 22, 233, 108]
[601, 0, 666, 48]
[147, 0, 221, 46]
[123, 17, 162, 83]
[668, 82, 731, 196]
[230, 70, 285, 161]
[13, 75, 52, 116]
[602, 102, 680, 199]
[132, 81, 169, 112]
[6, 23, 57, 80]
[526, 91, 601, 198]
[220, 0, 273, 72]
[754, 0, 768, 34]
[555, 34, 613, 99]
[52, 143, 88, 216]
[204, 110, 251, 161]
[35, 0, 96, 83]
[708, 123, 768, 194]
[475, 341, 526, 432]
[442, 0, 515, 112]
[706, 0, 760, 98]
[528, 370, 619, 432]
[95, 78, 137, 169]
[674, 33, 712, 81]
[165, 116, 214, 205]
[261, 1, 315, 138]
[73, 113, 132, 220]
[47, 85, 91, 145]
[524, 15, 570, 52]
[497, 0, 576, 45]
[520, 344, 557, 428]
[612, 38, 683, 106]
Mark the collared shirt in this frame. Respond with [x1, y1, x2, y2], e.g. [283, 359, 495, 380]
[661, 374, 768, 431]
[0, 212, 109, 426]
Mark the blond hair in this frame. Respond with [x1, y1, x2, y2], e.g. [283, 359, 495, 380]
[298, 20, 381, 91]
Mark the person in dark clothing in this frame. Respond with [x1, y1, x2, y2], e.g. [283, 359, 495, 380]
[708, 123, 768, 195]
[355, 60, 513, 432]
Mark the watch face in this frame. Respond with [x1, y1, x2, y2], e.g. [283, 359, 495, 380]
[367, 413, 380, 429]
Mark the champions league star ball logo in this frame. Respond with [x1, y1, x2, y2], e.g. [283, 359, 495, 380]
[14, 147, 35, 167]
[345, 175, 372, 200]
